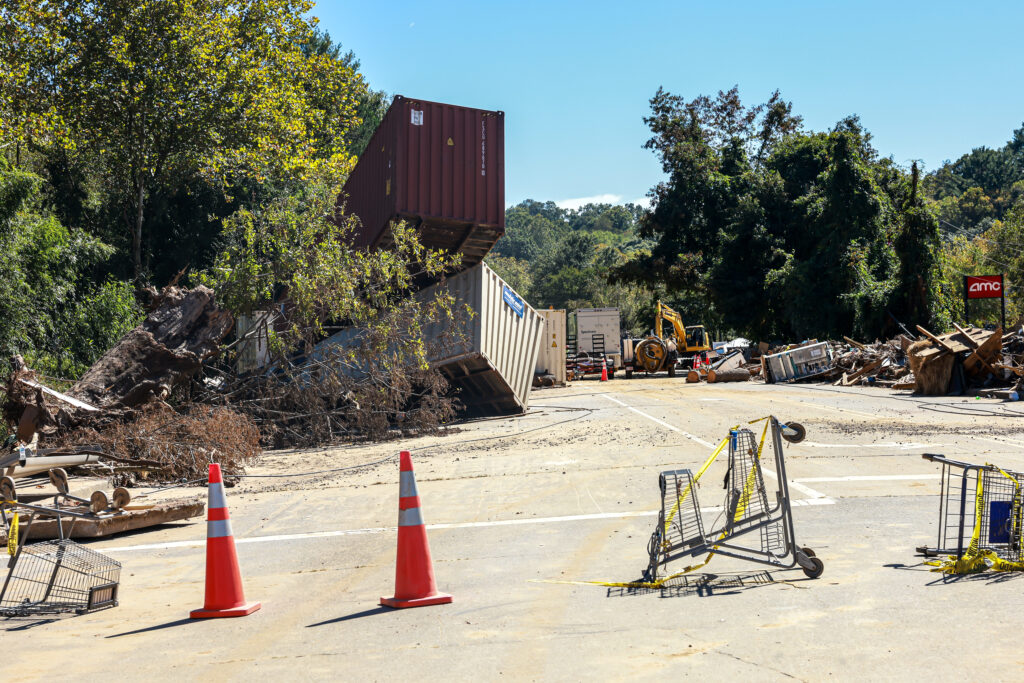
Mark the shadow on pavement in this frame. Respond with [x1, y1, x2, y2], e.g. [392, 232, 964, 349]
[2, 615, 62, 631]
[885, 561, 1024, 586]
[107, 617, 196, 638]
[307, 606, 391, 627]
[606, 570, 787, 598]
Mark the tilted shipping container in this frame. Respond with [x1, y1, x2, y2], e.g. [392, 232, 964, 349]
[419, 262, 542, 414]
[312, 262, 542, 415]
[339, 95, 505, 271]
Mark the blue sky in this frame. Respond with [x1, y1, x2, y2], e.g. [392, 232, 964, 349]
[318, 1, 1024, 209]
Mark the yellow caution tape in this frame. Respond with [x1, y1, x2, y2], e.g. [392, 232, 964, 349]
[926, 465, 1024, 574]
[563, 423, 773, 589]
[7, 512, 17, 556]
[661, 435, 730, 542]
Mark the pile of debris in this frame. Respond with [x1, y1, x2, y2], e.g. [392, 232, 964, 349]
[2, 285, 260, 484]
[906, 324, 1012, 396]
[759, 324, 1024, 396]
[829, 335, 915, 389]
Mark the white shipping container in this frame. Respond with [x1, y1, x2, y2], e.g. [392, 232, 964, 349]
[418, 262, 544, 413]
[235, 311, 274, 374]
[535, 309, 566, 385]
[576, 308, 622, 368]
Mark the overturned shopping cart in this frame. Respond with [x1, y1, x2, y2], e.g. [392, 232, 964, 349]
[643, 416, 823, 582]
[2, 496, 121, 616]
[917, 453, 1024, 573]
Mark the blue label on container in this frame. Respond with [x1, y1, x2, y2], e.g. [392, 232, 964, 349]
[502, 285, 524, 318]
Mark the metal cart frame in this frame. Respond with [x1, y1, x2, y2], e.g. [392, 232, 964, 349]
[644, 416, 822, 581]
[917, 453, 1023, 564]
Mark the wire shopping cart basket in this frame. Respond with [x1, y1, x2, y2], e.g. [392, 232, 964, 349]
[2, 499, 121, 616]
[917, 453, 1024, 572]
[643, 416, 823, 582]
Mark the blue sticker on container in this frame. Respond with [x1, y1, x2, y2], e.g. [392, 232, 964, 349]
[502, 285, 524, 318]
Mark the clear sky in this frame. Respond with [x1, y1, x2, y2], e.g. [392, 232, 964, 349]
[318, 1, 1024, 209]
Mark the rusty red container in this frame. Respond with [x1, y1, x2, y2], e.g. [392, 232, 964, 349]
[339, 95, 505, 270]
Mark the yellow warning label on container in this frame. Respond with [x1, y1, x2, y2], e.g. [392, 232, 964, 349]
[552, 341, 557, 347]
[447, 137, 454, 146]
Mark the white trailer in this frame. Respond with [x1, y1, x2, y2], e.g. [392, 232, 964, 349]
[575, 308, 622, 369]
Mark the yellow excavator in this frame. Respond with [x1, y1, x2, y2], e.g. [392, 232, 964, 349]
[629, 301, 711, 377]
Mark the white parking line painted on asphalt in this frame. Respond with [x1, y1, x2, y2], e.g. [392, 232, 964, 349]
[599, 392, 833, 501]
[803, 441, 940, 450]
[102, 496, 841, 554]
[599, 393, 715, 448]
[977, 435, 1024, 449]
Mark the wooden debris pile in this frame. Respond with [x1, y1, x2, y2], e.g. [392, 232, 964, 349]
[829, 335, 915, 388]
[906, 324, 1021, 396]
[2, 285, 260, 483]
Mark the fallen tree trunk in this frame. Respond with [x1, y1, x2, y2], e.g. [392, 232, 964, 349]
[68, 286, 233, 411]
[3, 285, 234, 438]
[708, 368, 750, 383]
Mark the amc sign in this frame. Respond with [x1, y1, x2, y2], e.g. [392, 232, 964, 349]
[966, 275, 1003, 299]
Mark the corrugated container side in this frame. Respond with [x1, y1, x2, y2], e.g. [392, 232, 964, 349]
[535, 310, 567, 385]
[417, 262, 542, 413]
[339, 95, 505, 270]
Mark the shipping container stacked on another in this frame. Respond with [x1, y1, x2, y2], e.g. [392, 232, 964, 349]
[338, 95, 505, 271]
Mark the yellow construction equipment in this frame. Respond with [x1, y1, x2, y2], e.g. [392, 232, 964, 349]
[629, 301, 711, 377]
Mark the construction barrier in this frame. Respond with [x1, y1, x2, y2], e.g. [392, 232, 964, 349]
[191, 463, 261, 618]
[380, 451, 452, 609]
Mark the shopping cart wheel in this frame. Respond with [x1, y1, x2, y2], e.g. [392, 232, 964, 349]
[90, 490, 109, 514]
[49, 467, 70, 494]
[112, 487, 131, 510]
[781, 422, 806, 444]
[0, 475, 16, 502]
[802, 557, 824, 579]
[801, 547, 816, 558]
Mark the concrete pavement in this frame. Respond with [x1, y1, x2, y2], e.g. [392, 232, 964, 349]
[4, 378, 1024, 680]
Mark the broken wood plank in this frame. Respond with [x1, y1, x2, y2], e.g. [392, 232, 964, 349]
[963, 328, 1002, 376]
[842, 359, 884, 386]
[843, 336, 868, 350]
[917, 325, 960, 355]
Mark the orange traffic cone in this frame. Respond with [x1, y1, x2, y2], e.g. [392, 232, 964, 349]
[380, 451, 452, 609]
[190, 463, 261, 619]
[600, 357, 608, 382]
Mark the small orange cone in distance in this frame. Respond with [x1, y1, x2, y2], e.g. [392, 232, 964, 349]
[600, 357, 608, 382]
[380, 451, 452, 609]
[190, 463, 261, 619]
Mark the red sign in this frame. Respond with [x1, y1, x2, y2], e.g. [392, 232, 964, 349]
[966, 275, 1003, 299]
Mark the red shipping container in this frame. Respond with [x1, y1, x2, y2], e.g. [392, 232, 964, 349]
[338, 95, 505, 270]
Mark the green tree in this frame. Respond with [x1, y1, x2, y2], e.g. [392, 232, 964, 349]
[0, 158, 139, 376]
[0, 0, 365, 283]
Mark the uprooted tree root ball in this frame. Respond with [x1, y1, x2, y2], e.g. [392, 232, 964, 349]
[58, 404, 261, 486]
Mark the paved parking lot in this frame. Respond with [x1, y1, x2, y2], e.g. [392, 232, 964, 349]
[5, 378, 1024, 680]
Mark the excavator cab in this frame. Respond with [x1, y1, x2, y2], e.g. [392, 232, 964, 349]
[684, 325, 710, 353]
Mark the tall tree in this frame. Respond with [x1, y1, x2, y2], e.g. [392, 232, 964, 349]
[0, 0, 365, 283]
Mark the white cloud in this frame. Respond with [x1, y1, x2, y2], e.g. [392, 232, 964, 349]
[625, 196, 652, 209]
[554, 193, 622, 211]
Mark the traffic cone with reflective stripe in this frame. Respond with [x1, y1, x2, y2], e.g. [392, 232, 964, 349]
[600, 357, 608, 382]
[380, 451, 452, 609]
[190, 463, 261, 619]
